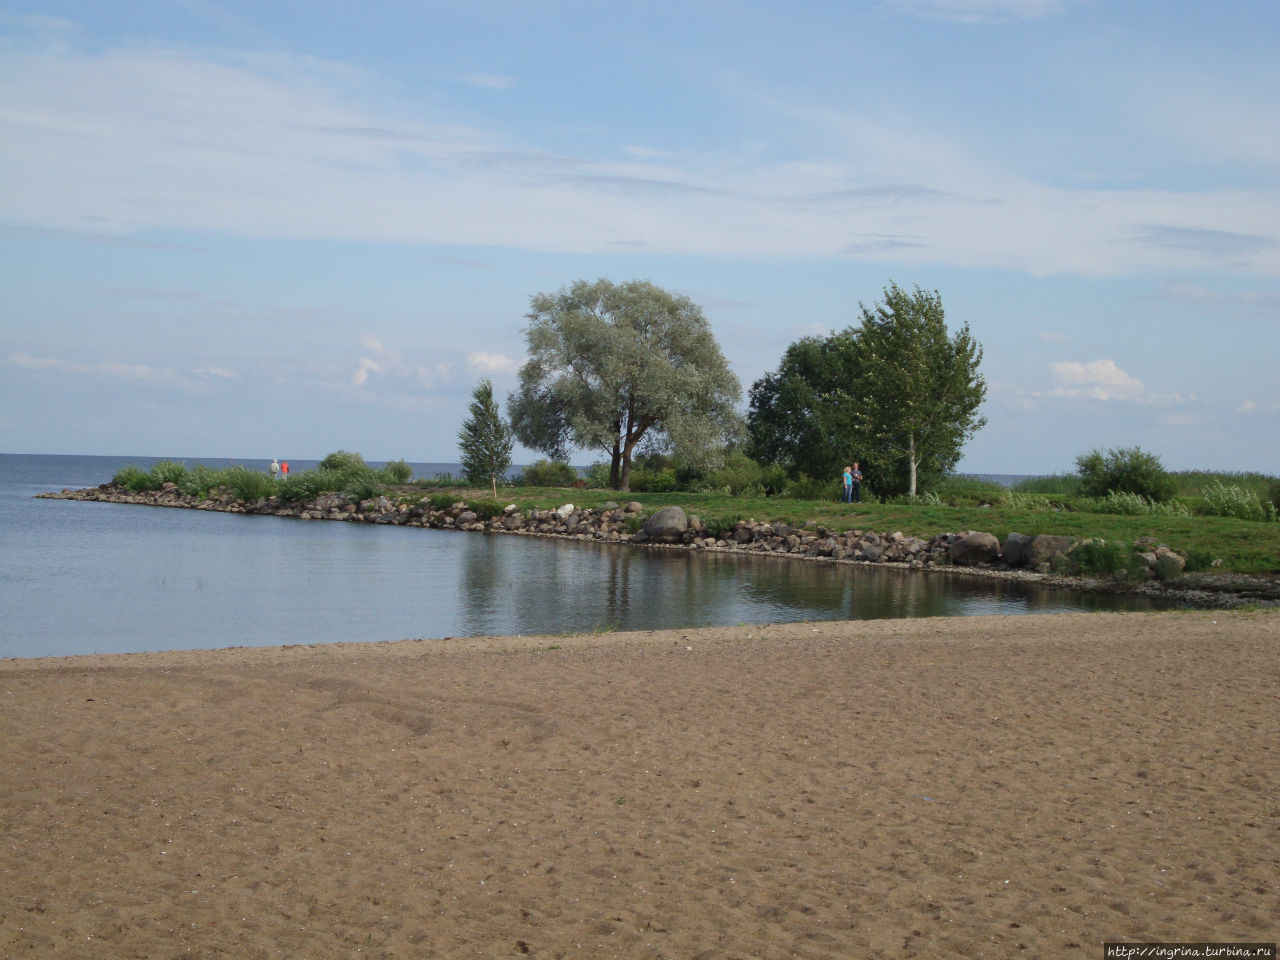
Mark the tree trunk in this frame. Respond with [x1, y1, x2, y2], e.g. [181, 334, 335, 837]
[609, 439, 622, 489]
[907, 433, 918, 498]
[491, 475, 498, 500]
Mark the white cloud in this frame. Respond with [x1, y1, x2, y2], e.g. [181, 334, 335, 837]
[465, 352, 517, 375]
[2, 43, 1279, 277]
[195, 366, 239, 379]
[1238, 400, 1280, 415]
[1049, 359, 1143, 400]
[10, 351, 178, 381]
[352, 338, 453, 391]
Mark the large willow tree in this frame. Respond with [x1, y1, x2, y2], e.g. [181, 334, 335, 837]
[509, 279, 742, 491]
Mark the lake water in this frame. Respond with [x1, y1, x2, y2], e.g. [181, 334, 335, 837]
[0, 453, 1171, 659]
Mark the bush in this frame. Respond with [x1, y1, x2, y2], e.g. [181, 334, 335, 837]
[1076, 446, 1176, 502]
[518, 459, 578, 487]
[1003, 489, 1055, 512]
[177, 465, 223, 498]
[1072, 539, 1143, 582]
[1270, 478, 1280, 510]
[379, 459, 413, 484]
[694, 451, 788, 497]
[1201, 481, 1277, 522]
[783, 473, 841, 501]
[151, 460, 189, 486]
[1081, 490, 1191, 518]
[468, 499, 507, 520]
[629, 467, 678, 493]
[584, 462, 613, 489]
[224, 466, 276, 501]
[113, 464, 159, 492]
[318, 450, 366, 472]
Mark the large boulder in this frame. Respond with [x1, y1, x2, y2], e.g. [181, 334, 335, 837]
[642, 506, 689, 543]
[1002, 532, 1033, 568]
[949, 531, 1001, 566]
[1027, 534, 1078, 570]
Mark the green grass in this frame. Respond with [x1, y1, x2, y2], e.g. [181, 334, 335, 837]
[108, 464, 1280, 576]
[456, 485, 1280, 574]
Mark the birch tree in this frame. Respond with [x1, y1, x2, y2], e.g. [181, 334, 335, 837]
[458, 379, 513, 499]
[851, 283, 986, 497]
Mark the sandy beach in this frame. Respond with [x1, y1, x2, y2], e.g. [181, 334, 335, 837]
[2, 610, 1277, 959]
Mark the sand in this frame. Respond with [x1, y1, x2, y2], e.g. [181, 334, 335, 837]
[2, 610, 1277, 959]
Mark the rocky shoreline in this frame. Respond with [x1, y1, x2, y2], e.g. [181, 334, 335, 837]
[39, 482, 1280, 608]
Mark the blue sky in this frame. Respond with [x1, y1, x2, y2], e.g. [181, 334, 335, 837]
[2, 0, 1278, 474]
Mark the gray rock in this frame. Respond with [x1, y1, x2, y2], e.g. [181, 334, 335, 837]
[1027, 534, 1078, 568]
[1154, 551, 1186, 580]
[1002, 532, 1033, 568]
[949, 531, 1001, 566]
[642, 506, 689, 543]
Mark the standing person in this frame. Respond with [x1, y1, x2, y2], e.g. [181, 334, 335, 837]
[270, 459, 280, 480]
[841, 465, 853, 503]
[851, 462, 863, 503]
[281, 460, 289, 479]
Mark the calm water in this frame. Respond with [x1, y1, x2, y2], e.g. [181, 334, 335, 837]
[0, 453, 1171, 659]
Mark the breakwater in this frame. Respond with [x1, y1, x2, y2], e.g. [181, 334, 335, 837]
[40, 480, 1194, 588]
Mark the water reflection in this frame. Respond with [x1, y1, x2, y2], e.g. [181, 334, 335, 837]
[455, 535, 1168, 637]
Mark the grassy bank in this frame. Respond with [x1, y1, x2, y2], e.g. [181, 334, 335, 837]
[110, 461, 1280, 576]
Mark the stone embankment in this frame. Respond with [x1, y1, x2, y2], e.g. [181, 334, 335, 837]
[42, 482, 1200, 588]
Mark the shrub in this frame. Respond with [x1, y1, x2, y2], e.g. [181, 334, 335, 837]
[1081, 491, 1191, 518]
[345, 468, 386, 502]
[177, 465, 223, 498]
[518, 459, 578, 487]
[468, 499, 507, 520]
[629, 467, 678, 493]
[782, 473, 841, 501]
[379, 459, 413, 484]
[1072, 539, 1143, 582]
[584, 462, 613, 489]
[113, 464, 159, 492]
[224, 465, 276, 501]
[1201, 481, 1277, 522]
[1270, 478, 1280, 510]
[151, 460, 189, 486]
[694, 452, 788, 497]
[318, 450, 366, 471]
[1076, 446, 1176, 502]
[1003, 490, 1055, 512]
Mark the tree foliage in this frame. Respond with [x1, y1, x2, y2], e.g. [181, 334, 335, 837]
[851, 283, 986, 497]
[509, 278, 742, 491]
[458, 379, 513, 499]
[1076, 446, 1176, 502]
[747, 329, 867, 486]
[748, 283, 986, 498]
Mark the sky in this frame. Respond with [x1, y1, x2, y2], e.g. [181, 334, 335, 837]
[2, 0, 1278, 475]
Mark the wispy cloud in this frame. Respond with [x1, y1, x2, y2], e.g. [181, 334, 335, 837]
[1131, 224, 1275, 260]
[881, 0, 1070, 23]
[352, 336, 453, 391]
[1038, 331, 1069, 344]
[465, 352, 517, 375]
[10, 351, 179, 381]
[2, 43, 1278, 276]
